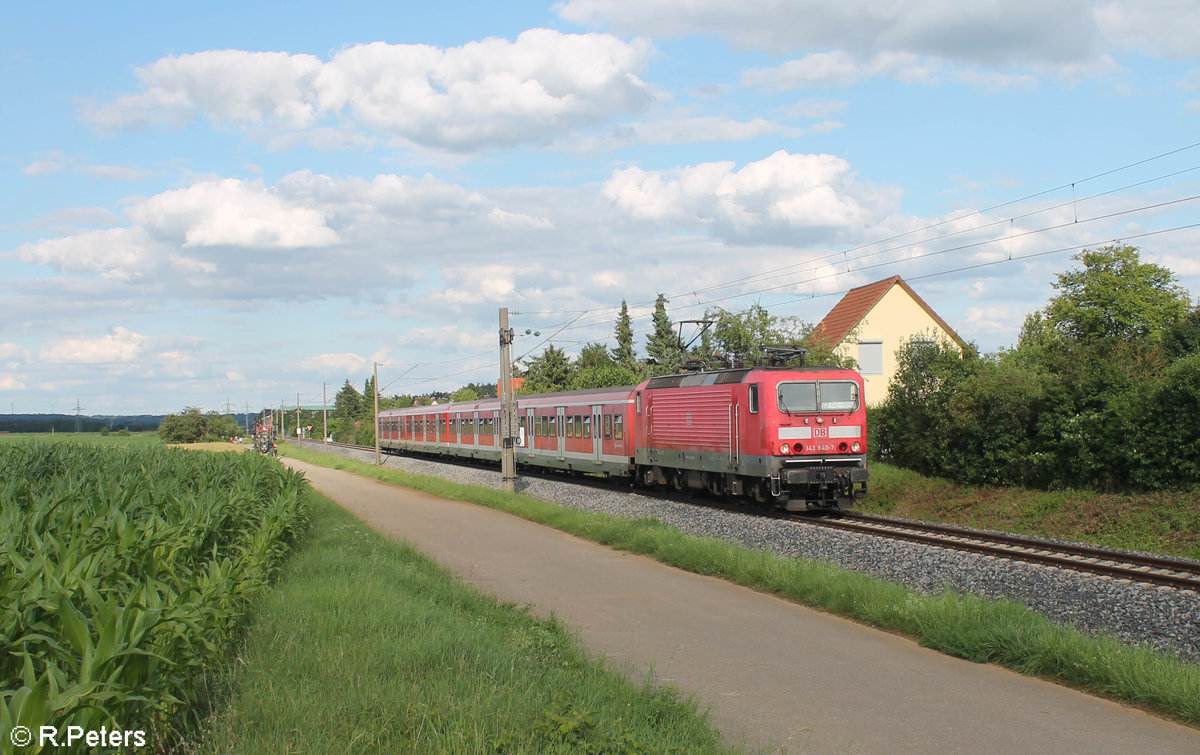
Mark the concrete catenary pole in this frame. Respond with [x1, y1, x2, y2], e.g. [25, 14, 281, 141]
[323, 382, 328, 447]
[499, 307, 517, 492]
[374, 361, 381, 466]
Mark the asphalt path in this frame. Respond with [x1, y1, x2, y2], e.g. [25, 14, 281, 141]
[284, 458, 1200, 753]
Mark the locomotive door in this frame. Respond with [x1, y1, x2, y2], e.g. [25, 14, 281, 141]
[556, 406, 566, 460]
[591, 405, 603, 463]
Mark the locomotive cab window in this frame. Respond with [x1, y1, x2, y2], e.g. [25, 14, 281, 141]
[819, 382, 859, 412]
[748, 384, 759, 414]
[777, 381, 860, 413]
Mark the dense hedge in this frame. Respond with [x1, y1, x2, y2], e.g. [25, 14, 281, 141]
[872, 341, 1200, 491]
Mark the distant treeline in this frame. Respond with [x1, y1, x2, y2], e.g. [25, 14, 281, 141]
[0, 415, 162, 433]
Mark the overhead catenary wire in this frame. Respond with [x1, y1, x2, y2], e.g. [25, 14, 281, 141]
[324, 141, 1200, 393]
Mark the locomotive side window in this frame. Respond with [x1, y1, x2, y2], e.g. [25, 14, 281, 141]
[748, 384, 759, 414]
[636, 392, 642, 414]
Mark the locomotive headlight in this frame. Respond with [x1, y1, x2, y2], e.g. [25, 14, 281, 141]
[852, 442, 862, 453]
[779, 443, 791, 455]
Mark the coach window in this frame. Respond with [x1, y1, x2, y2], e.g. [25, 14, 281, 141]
[604, 414, 613, 439]
[748, 384, 759, 414]
[574, 414, 583, 438]
[566, 415, 575, 438]
[614, 414, 624, 440]
[583, 415, 592, 439]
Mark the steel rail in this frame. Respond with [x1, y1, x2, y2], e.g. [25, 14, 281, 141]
[804, 513, 1200, 592]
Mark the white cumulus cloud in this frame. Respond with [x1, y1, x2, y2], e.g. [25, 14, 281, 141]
[79, 30, 655, 152]
[40, 327, 146, 365]
[127, 178, 341, 249]
[602, 150, 900, 243]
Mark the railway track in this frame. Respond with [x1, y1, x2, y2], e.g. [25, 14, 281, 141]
[805, 512, 1200, 592]
[290, 439, 1200, 593]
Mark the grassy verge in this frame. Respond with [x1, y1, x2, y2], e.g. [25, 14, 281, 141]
[278, 443, 1200, 728]
[198, 490, 727, 754]
[863, 462, 1200, 559]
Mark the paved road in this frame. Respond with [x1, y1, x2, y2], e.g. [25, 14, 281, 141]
[285, 458, 1200, 753]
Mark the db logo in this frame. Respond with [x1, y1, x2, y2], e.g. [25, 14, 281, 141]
[812, 427, 829, 438]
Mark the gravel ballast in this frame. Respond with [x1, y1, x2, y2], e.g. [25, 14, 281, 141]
[293, 440, 1200, 664]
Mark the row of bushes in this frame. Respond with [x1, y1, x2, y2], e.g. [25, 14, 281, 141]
[872, 340, 1200, 491]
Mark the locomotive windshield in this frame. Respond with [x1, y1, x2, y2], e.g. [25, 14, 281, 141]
[777, 381, 859, 413]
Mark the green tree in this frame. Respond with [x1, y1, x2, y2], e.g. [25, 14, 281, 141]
[613, 300, 636, 369]
[569, 364, 642, 390]
[450, 386, 480, 402]
[702, 303, 782, 366]
[577, 342, 614, 370]
[1163, 303, 1200, 360]
[872, 339, 980, 473]
[1032, 244, 1189, 347]
[332, 380, 364, 420]
[645, 294, 680, 374]
[158, 407, 209, 443]
[330, 380, 364, 442]
[520, 345, 573, 393]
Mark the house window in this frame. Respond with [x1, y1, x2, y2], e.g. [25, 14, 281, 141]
[857, 340, 884, 375]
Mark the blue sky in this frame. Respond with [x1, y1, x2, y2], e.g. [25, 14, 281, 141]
[3, 0, 1199, 415]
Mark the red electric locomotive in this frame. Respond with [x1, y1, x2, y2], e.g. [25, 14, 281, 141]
[378, 365, 869, 512]
[632, 366, 869, 510]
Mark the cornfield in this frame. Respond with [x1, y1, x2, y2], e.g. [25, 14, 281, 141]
[1, 442, 309, 751]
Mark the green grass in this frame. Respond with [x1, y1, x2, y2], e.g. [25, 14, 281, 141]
[0, 431, 161, 447]
[863, 462, 1200, 559]
[198, 491, 727, 754]
[277, 443, 1200, 728]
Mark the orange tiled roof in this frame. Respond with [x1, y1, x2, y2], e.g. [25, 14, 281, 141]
[810, 275, 966, 349]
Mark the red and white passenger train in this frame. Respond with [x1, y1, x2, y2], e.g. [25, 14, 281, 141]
[378, 366, 869, 511]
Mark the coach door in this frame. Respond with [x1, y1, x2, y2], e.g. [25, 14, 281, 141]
[521, 408, 534, 459]
[556, 406, 566, 460]
[591, 405, 603, 463]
